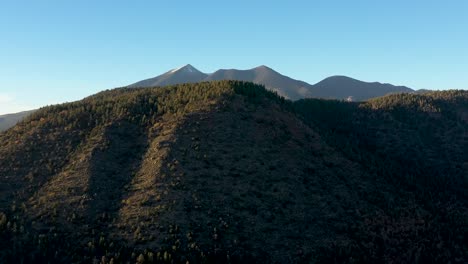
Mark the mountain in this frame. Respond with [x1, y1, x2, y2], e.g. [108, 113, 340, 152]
[128, 64, 415, 101]
[0, 110, 35, 132]
[205, 65, 313, 100]
[311, 75, 414, 101]
[0, 81, 466, 263]
[128, 64, 208, 87]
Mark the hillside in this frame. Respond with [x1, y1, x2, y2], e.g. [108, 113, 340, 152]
[295, 90, 468, 193]
[129, 64, 415, 101]
[0, 81, 467, 263]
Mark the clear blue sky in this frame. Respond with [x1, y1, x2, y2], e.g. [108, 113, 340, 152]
[0, 0, 467, 114]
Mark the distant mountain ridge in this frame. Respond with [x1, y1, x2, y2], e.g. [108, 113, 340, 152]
[311, 75, 414, 101]
[0, 65, 416, 132]
[129, 64, 414, 101]
[0, 110, 35, 132]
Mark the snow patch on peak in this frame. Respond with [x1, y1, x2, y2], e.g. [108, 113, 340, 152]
[169, 65, 184, 73]
[169, 64, 197, 74]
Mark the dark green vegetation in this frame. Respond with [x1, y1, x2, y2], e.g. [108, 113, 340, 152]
[0, 81, 467, 263]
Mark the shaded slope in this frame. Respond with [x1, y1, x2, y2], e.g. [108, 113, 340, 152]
[294, 90, 468, 262]
[294, 90, 468, 193]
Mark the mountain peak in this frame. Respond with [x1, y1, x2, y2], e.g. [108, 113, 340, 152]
[169, 64, 201, 74]
[254, 65, 273, 71]
[128, 64, 207, 88]
[319, 75, 361, 83]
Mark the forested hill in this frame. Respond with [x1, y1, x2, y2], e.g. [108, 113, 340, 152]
[0, 81, 466, 263]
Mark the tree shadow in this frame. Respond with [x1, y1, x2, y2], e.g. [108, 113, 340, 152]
[85, 120, 148, 226]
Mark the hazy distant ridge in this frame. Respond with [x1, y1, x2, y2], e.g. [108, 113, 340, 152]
[129, 64, 414, 101]
[0, 110, 35, 131]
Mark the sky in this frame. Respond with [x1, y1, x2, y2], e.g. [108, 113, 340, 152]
[0, 0, 467, 114]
